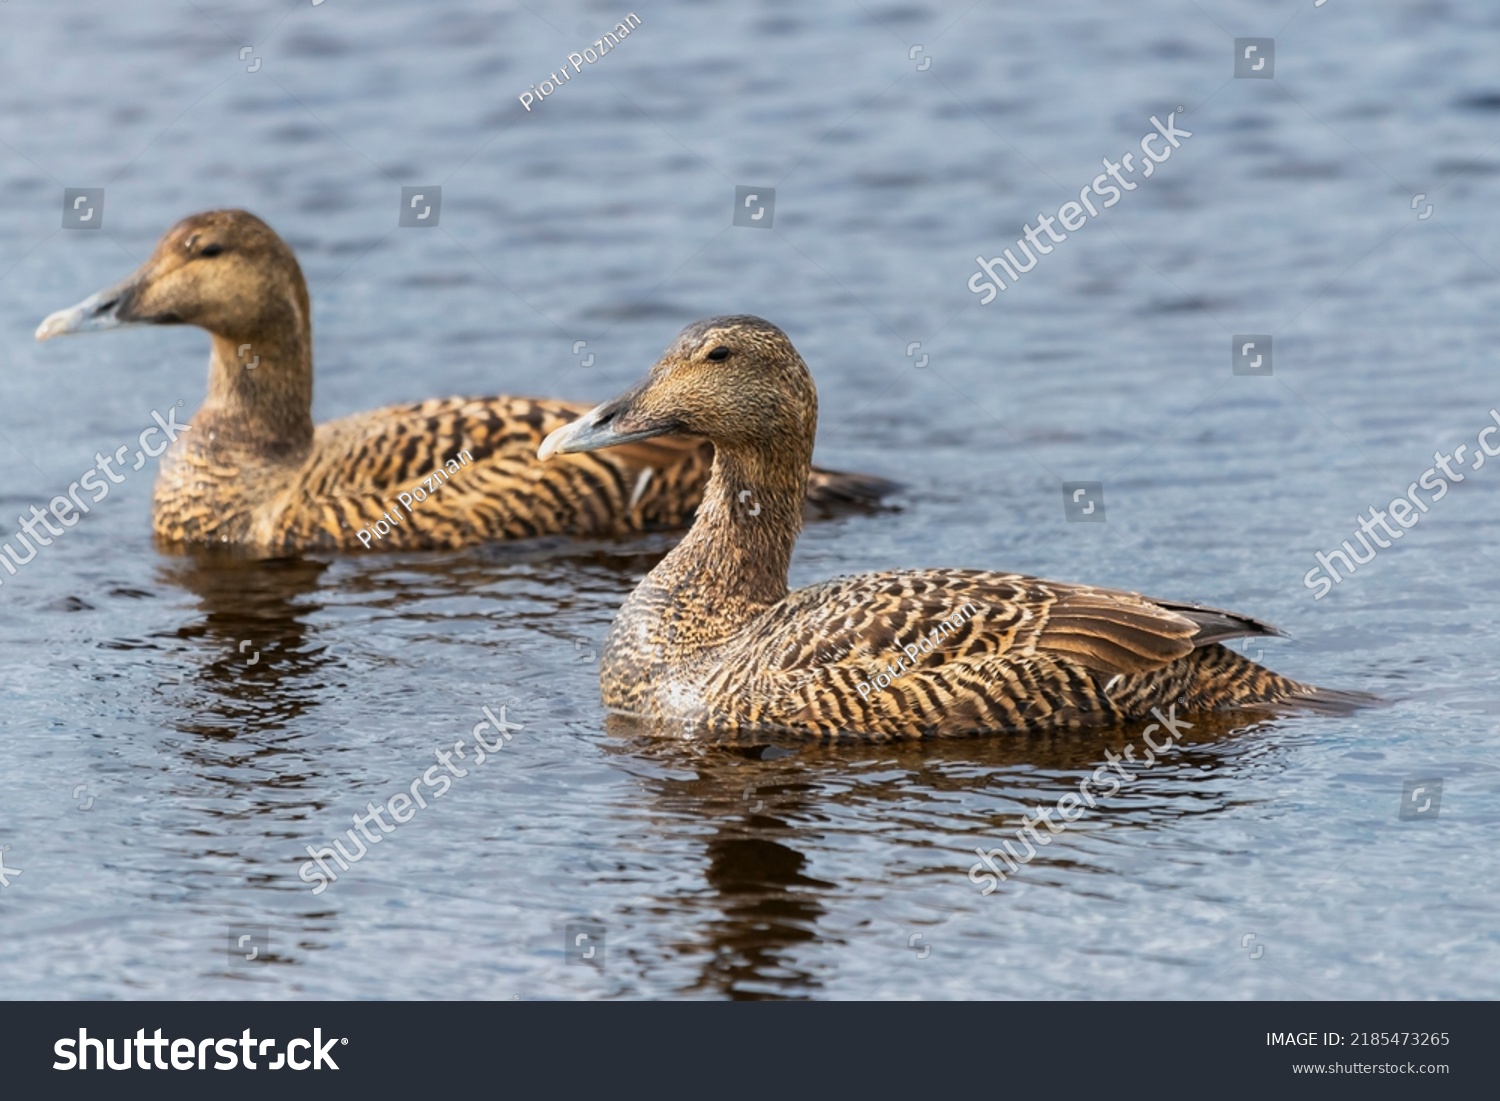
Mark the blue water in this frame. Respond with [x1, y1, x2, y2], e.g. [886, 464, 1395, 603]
[0, 0, 1497, 999]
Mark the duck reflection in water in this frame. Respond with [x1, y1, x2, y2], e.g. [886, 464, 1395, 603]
[156, 548, 335, 741]
[603, 706, 1279, 998]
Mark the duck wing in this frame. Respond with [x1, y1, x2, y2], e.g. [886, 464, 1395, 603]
[265, 396, 896, 549]
[268, 395, 716, 548]
[716, 568, 1305, 737]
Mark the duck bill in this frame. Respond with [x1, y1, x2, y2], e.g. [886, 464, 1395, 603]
[35, 274, 151, 341]
[537, 386, 676, 460]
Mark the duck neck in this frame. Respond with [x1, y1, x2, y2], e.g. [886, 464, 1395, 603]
[641, 436, 810, 638]
[196, 309, 315, 460]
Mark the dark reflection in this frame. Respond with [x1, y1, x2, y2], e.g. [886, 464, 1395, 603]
[148, 534, 684, 745]
[606, 722, 836, 1000]
[155, 547, 336, 739]
[146, 534, 698, 755]
[607, 706, 1286, 997]
[691, 832, 831, 1000]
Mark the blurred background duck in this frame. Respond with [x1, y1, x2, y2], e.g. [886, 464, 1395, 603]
[539, 315, 1373, 739]
[34, 210, 895, 551]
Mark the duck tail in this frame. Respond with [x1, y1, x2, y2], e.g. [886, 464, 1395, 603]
[1276, 681, 1386, 715]
[1171, 644, 1382, 715]
[805, 466, 902, 510]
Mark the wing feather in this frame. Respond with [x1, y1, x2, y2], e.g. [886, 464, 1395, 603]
[715, 569, 1296, 736]
[260, 396, 890, 549]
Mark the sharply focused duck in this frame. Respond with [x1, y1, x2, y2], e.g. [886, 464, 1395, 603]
[539, 316, 1370, 738]
[34, 211, 894, 550]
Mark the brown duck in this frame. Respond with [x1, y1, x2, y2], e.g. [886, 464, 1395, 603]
[539, 315, 1371, 739]
[34, 211, 895, 550]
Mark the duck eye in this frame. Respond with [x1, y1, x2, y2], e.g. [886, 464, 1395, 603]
[705, 346, 730, 361]
[199, 243, 223, 258]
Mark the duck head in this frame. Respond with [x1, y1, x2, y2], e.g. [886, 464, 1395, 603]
[36, 209, 311, 347]
[538, 315, 818, 460]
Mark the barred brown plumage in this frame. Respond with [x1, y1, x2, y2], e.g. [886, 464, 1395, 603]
[539, 315, 1377, 739]
[34, 210, 897, 551]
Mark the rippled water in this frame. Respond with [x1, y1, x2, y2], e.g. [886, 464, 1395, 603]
[1, 0, 1498, 1000]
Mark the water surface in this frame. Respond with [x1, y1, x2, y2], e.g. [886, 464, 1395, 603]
[1, 0, 1497, 999]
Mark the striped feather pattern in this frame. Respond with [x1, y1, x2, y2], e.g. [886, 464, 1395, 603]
[551, 316, 1373, 740]
[37, 210, 896, 551]
[154, 395, 891, 550]
[607, 568, 1343, 739]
